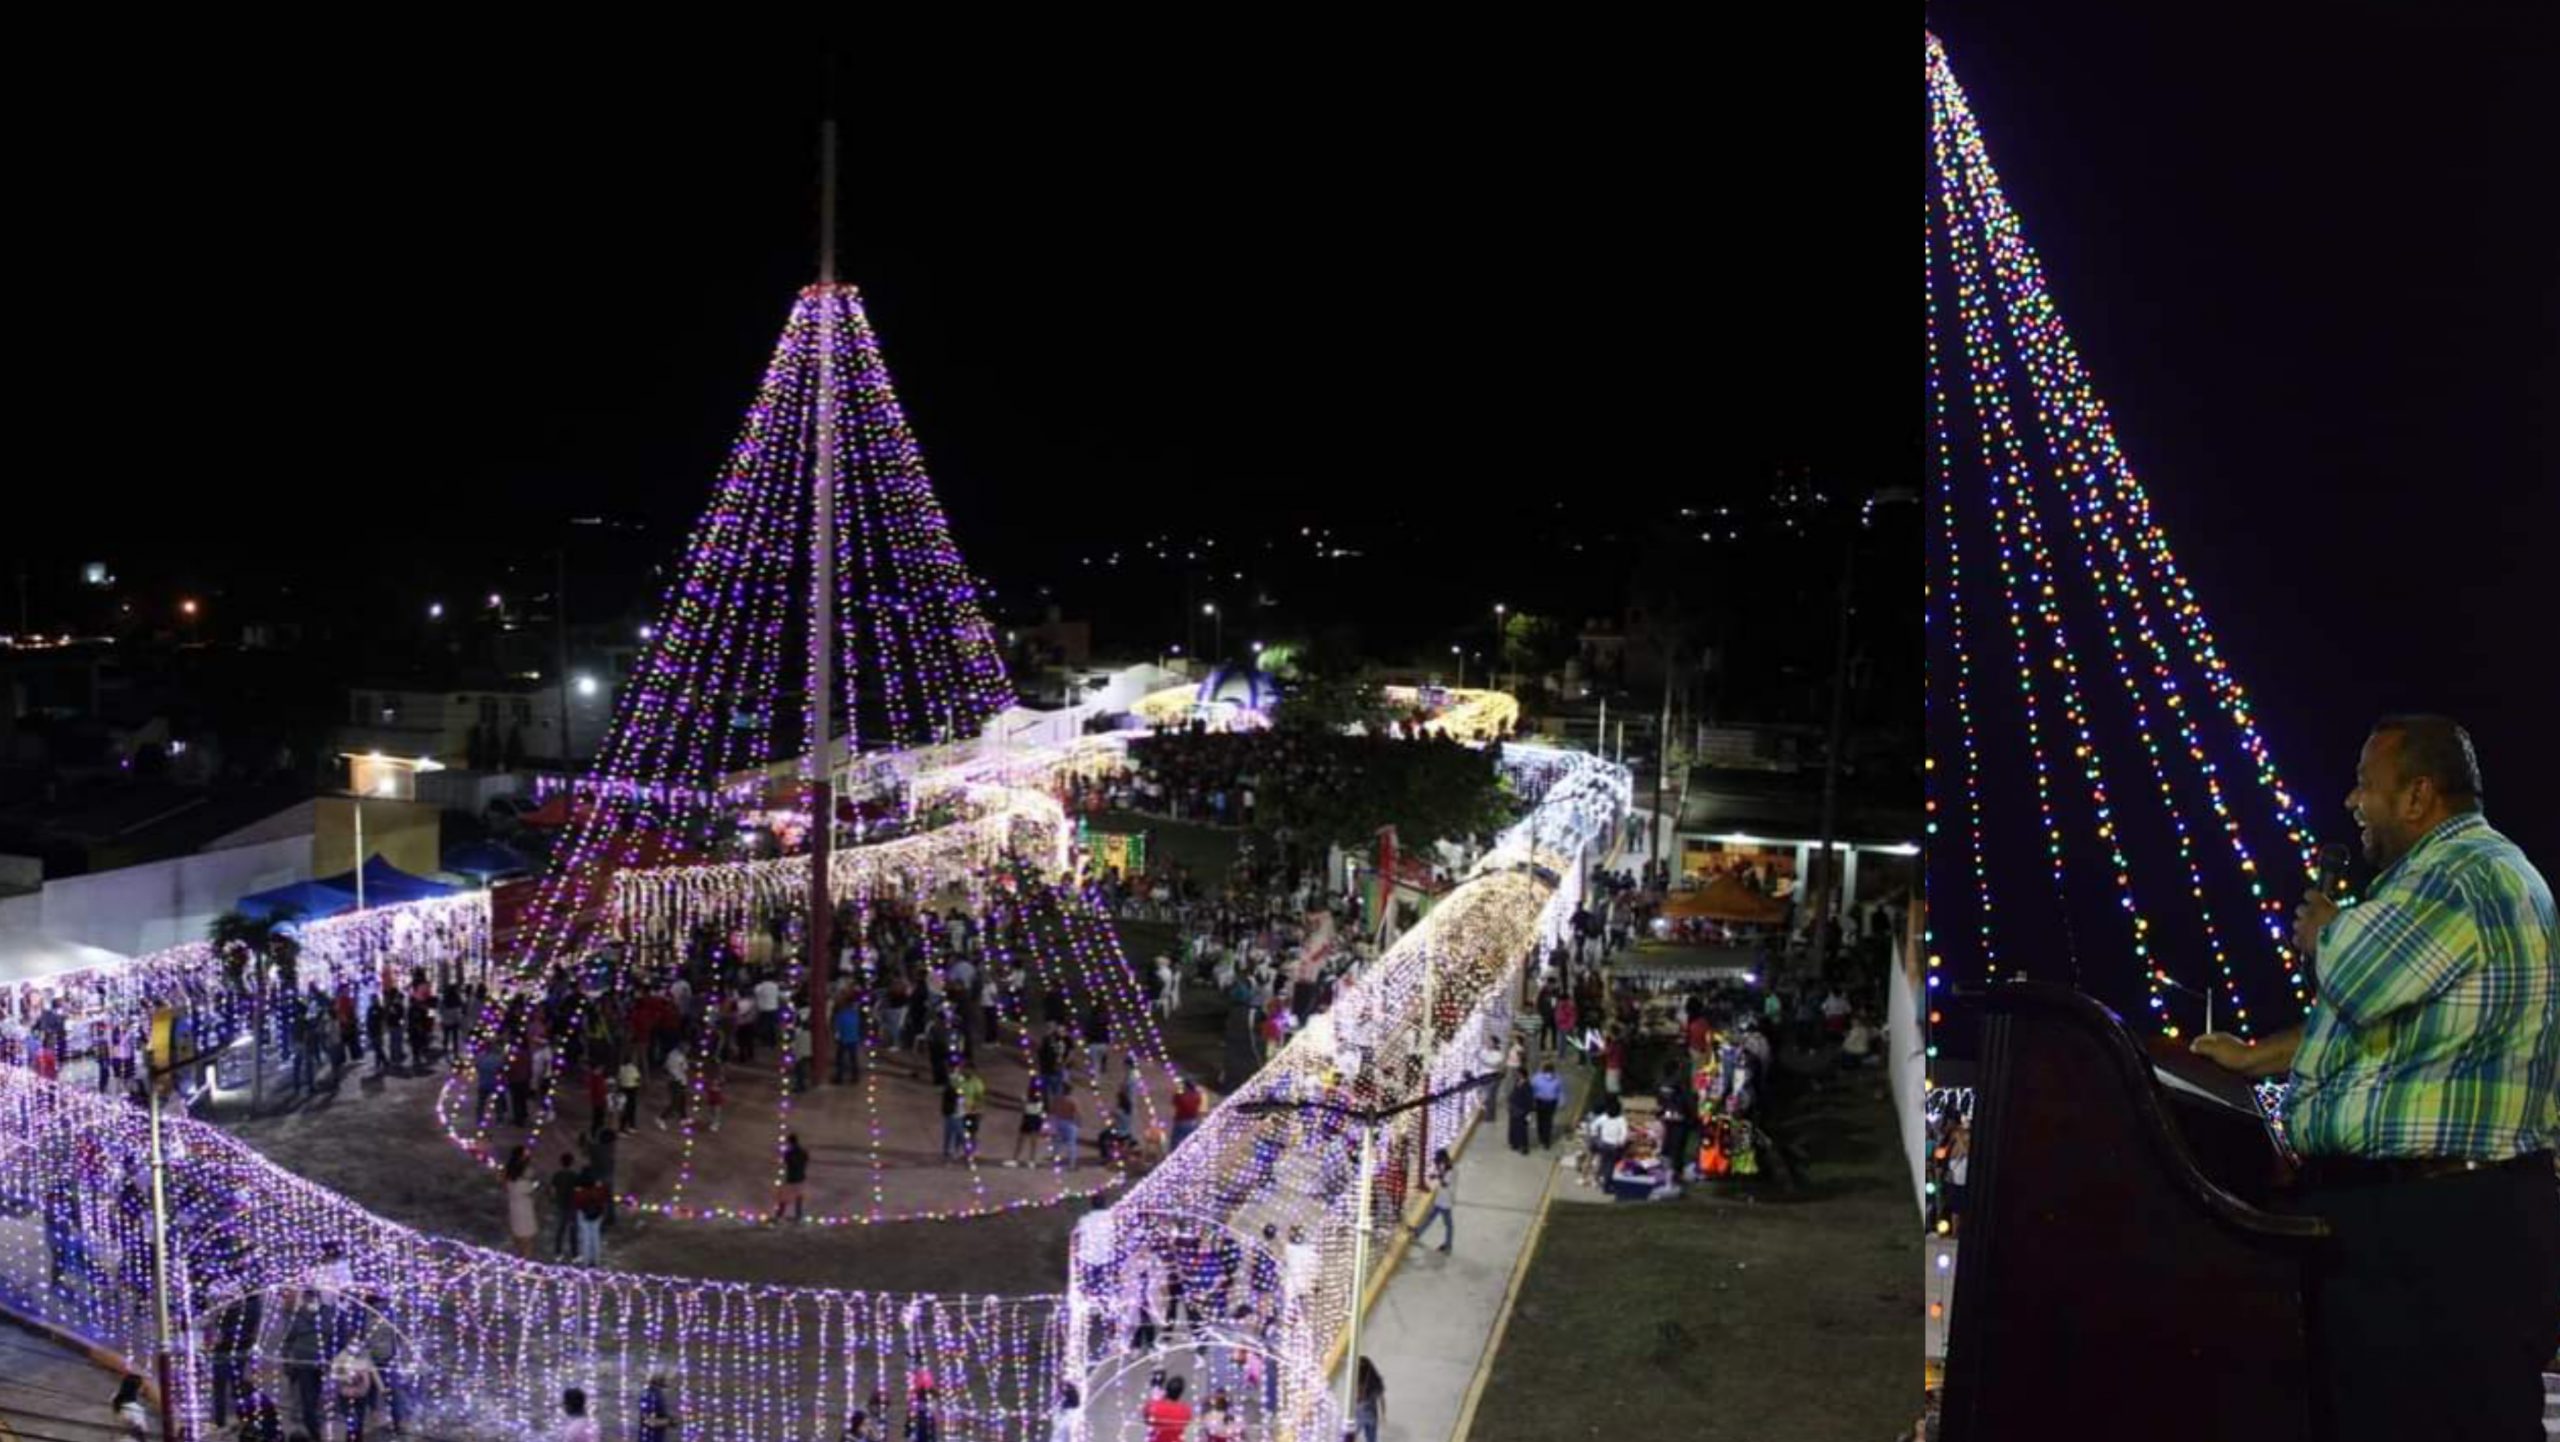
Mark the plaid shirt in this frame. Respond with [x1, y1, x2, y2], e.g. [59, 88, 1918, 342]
[2281, 812, 2560, 1160]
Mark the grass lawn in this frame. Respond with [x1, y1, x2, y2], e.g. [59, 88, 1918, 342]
[1473, 1077, 1923, 1442]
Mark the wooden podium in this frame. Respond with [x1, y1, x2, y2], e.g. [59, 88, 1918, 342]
[1940, 983, 2331, 1442]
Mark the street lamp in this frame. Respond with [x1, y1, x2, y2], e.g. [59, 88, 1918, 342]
[1492, 604, 1508, 692]
[1235, 1069, 1502, 1441]
[427, 601, 444, 620]
[1450, 644, 1465, 690]
[1202, 602, 1221, 660]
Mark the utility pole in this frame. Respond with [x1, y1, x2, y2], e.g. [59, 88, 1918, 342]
[1235, 1070, 1500, 1442]
[806, 115, 842, 1085]
[1811, 509, 1860, 978]
[1652, 658, 1673, 869]
[1809, 487, 1915, 977]
[143, 1011, 209, 1442]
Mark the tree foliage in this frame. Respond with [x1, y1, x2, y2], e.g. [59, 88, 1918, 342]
[1132, 731, 1516, 856]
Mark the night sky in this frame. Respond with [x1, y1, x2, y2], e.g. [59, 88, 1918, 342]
[1930, 3, 2558, 903]
[11, 37, 1902, 654]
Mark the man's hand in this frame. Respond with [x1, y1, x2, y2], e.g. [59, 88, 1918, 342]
[2189, 1032, 2256, 1073]
[2189, 1025, 2303, 1078]
[2292, 888, 2341, 958]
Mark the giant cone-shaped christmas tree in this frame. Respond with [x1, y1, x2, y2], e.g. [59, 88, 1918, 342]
[438, 285, 1175, 1224]
[1924, 33, 2323, 1048]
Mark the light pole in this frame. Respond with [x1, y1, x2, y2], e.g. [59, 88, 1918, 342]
[1450, 645, 1465, 691]
[1202, 602, 1221, 662]
[1236, 1069, 1501, 1441]
[142, 1010, 217, 1442]
[1492, 603, 1506, 692]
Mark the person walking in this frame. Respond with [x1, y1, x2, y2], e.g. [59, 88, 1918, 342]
[1530, 1062, 1563, 1149]
[571, 1168, 610, 1267]
[330, 1337, 380, 1441]
[585, 1122, 620, 1229]
[616, 1054, 643, 1134]
[773, 1130, 810, 1223]
[1048, 1084, 1082, 1169]
[1140, 1374, 1192, 1442]
[833, 998, 865, 1085]
[364, 1298, 408, 1438]
[1170, 1077, 1205, 1150]
[280, 1290, 328, 1441]
[1409, 1149, 1456, 1253]
[110, 1374, 149, 1441]
[1011, 1076, 1047, 1167]
[503, 1146, 541, 1258]
[547, 1151, 582, 1261]
[558, 1386, 602, 1442]
[1586, 1097, 1629, 1187]
[636, 1372, 680, 1442]
[789, 1017, 814, 1096]
[940, 1074, 969, 1162]
[1506, 1068, 1533, 1154]
[1353, 1357, 1386, 1442]
[657, 1044, 690, 1130]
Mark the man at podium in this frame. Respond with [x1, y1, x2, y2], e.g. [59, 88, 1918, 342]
[2190, 716, 2559, 1441]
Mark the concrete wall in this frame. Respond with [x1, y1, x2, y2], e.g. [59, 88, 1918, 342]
[204, 799, 320, 853]
[0, 854, 41, 892]
[22, 834, 312, 956]
[1888, 897, 1928, 1219]
[312, 796, 441, 879]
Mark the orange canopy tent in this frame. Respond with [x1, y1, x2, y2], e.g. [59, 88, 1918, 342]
[1661, 875, 1787, 925]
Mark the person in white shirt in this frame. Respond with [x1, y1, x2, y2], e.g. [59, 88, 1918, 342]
[1841, 1015, 1878, 1069]
[752, 976, 783, 1049]
[1582, 1098, 1631, 1186]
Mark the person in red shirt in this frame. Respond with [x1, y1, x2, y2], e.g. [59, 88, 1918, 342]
[1170, 1079, 1206, 1150]
[1141, 1374, 1193, 1442]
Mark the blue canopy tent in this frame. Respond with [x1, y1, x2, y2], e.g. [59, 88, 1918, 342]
[234, 879, 359, 922]
[442, 839, 535, 881]
[315, 855, 462, 908]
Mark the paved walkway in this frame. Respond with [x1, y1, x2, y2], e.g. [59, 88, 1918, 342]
[0, 1316, 131, 1442]
[1335, 1055, 1592, 1442]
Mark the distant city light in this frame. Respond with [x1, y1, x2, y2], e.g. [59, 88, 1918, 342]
[179, 599, 199, 617]
[488, 593, 503, 608]
[428, 602, 445, 619]
[575, 674, 600, 697]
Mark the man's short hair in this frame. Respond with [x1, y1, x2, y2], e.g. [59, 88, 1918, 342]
[2371, 715, 2484, 805]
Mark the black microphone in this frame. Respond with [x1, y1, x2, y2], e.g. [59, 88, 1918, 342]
[2317, 842, 2354, 901]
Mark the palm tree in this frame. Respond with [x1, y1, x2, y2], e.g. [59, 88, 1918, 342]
[206, 909, 264, 997]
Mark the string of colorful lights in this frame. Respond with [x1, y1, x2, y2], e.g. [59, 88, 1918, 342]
[0, 737, 1623, 1439]
[0, 251, 1630, 1438]
[1923, 30, 2324, 1062]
